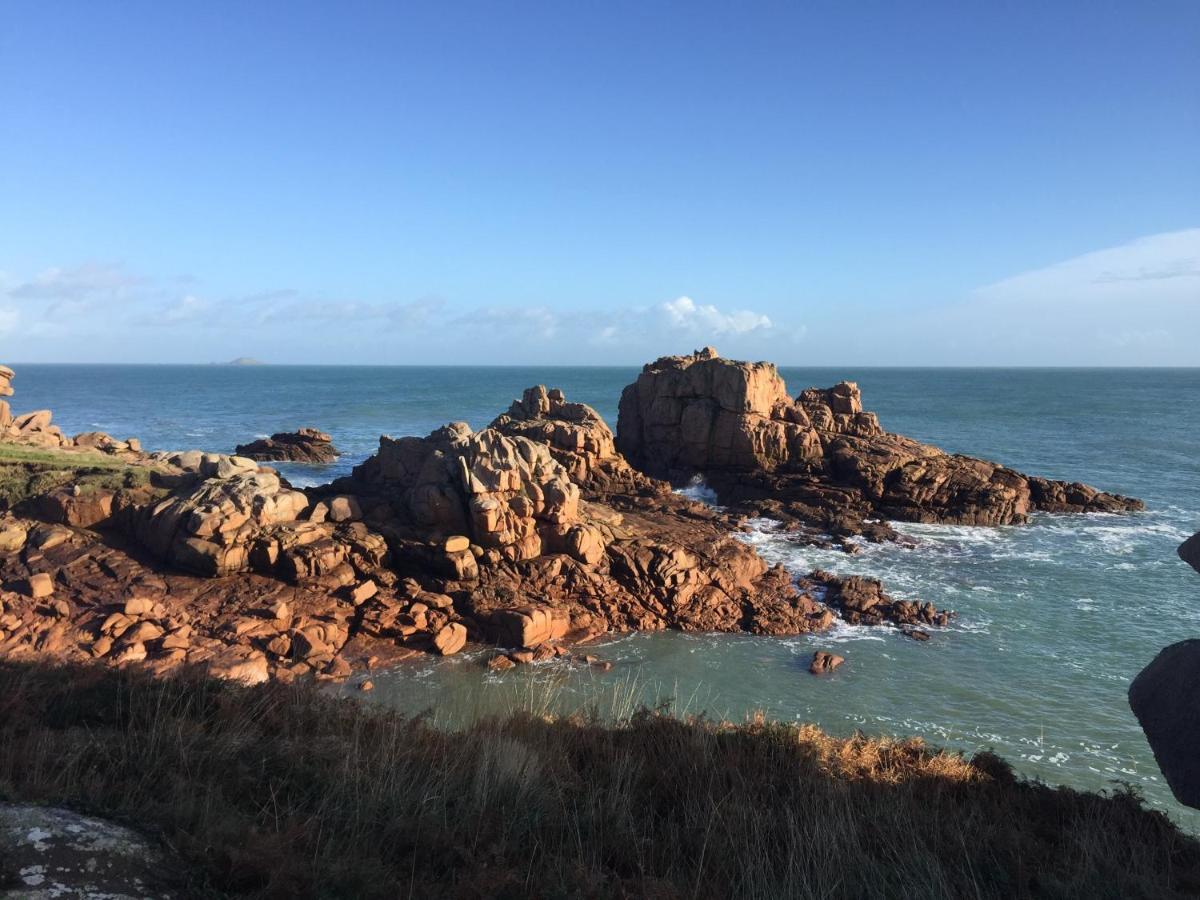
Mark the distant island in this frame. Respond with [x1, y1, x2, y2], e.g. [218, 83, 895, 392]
[222, 357, 266, 366]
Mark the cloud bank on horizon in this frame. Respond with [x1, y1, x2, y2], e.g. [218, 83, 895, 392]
[0, 228, 1196, 366]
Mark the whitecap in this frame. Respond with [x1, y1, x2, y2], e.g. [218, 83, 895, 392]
[674, 476, 719, 506]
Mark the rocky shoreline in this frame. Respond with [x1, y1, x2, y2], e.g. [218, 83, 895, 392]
[0, 350, 1141, 686]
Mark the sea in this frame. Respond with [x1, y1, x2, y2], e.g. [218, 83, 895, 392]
[12, 364, 1200, 829]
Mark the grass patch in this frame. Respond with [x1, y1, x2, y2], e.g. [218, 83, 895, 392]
[0, 444, 128, 468]
[0, 442, 151, 510]
[0, 662, 1196, 898]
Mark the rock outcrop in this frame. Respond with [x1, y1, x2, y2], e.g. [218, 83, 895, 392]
[235, 428, 340, 463]
[343, 412, 830, 645]
[0, 364, 142, 454]
[1129, 532, 1200, 810]
[617, 348, 1142, 538]
[489, 385, 669, 499]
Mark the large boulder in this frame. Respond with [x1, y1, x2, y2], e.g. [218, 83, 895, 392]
[132, 470, 310, 575]
[1180, 532, 1200, 575]
[352, 422, 600, 565]
[616, 346, 819, 473]
[1130, 638, 1200, 809]
[616, 347, 1142, 530]
[1129, 531, 1200, 810]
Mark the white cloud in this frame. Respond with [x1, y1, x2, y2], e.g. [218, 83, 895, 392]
[0, 260, 798, 362]
[9, 262, 143, 301]
[451, 306, 560, 340]
[588, 324, 620, 345]
[661, 296, 773, 335]
[974, 229, 1200, 307]
[152, 294, 209, 325]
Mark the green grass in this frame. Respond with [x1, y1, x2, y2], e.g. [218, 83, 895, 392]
[0, 661, 1196, 899]
[0, 444, 128, 468]
[0, 441, 152, 510]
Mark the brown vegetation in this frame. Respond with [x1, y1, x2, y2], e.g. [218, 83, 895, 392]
[1, 661, 1196, 899]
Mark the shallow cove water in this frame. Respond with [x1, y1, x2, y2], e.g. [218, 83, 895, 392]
[14, 364, 1200, 829]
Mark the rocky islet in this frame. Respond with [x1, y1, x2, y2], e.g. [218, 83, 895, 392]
[234, 427, 340, 463]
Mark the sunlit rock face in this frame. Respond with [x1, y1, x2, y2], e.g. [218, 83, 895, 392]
[616, 347, 1142, 530]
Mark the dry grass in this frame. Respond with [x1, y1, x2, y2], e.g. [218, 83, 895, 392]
[0, 661, 1196, 899]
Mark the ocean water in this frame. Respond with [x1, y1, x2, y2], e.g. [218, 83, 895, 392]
[11, 364, 1200, 828]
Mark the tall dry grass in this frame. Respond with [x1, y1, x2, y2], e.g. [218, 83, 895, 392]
[0, 660, 1196, 899]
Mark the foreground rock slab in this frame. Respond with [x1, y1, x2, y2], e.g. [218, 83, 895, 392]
[0, 803, 181, 898]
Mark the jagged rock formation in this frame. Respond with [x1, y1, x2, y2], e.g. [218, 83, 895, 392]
[350, 422, 592, 567]
[235, 427, 340, 463]
[487, 385, 666, 501]
[1128, 532, 1200, 810]
[617, 348, 1142, 538]
[343, 412, 833, 646]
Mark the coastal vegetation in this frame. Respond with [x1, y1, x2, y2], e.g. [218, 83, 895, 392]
[2, 660, 1197, 899]
[0, 444, 150, 510]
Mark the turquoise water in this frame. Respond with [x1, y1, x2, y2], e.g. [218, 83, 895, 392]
[12, 364, 1200, 828]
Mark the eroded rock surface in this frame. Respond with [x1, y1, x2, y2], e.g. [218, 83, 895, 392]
[617, 348, 1142, 540]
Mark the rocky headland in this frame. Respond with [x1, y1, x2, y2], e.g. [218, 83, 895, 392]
[0, 352, 1141, 686]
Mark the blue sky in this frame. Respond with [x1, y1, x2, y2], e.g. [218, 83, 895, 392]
[1, 1, 1197, 364]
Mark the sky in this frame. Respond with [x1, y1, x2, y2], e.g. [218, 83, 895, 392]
[0, 1, 1197, 365]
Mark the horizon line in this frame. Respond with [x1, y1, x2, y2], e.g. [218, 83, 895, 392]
[6, 361, 1200, 371]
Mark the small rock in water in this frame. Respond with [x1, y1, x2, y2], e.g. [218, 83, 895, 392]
[488, 654, 516, 673]
[809, 651, 845, 675]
